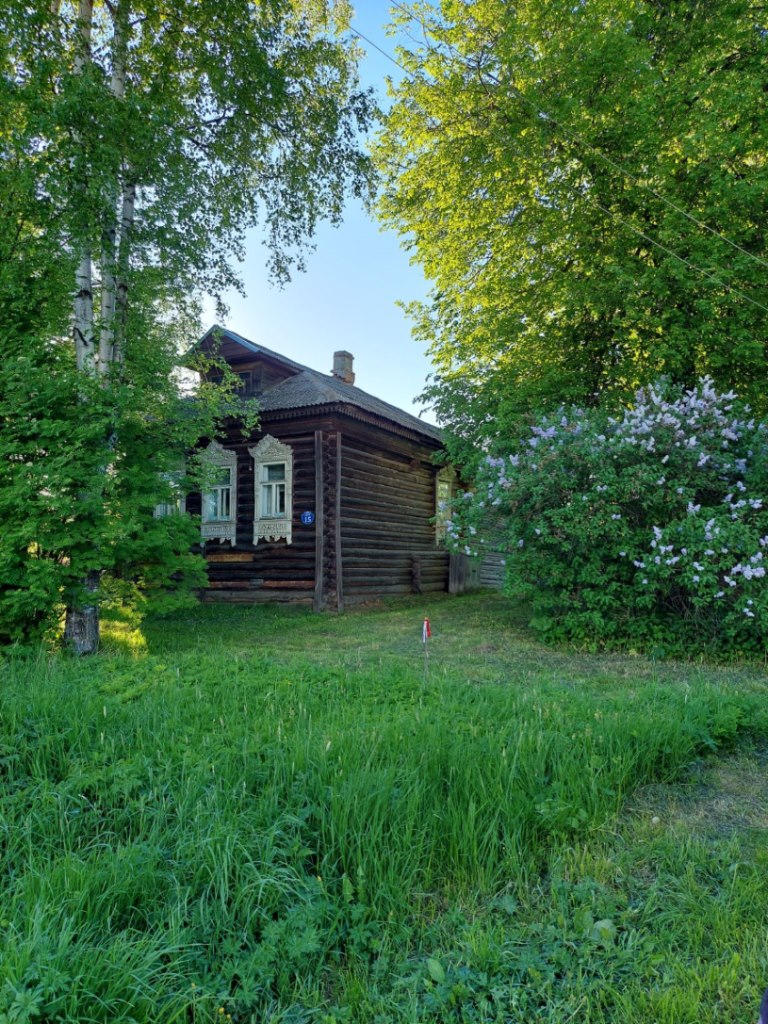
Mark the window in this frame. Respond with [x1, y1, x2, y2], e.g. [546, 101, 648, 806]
[260, 463, 286, 518]
[201, 441, 237, 544]
[203, 466, 232, 521]
[435, 466, 457, 544]
[249, 435, 293, 545]
[153, 470, 186, 518]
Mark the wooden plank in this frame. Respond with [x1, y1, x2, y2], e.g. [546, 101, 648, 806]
[206, 552, 254, 563]
[202, 590, 313, 605]
[314, 429, 324, 611]
[335, 431, 344, 612]
[262, 580, 313, 590]
[207, 580, 251, 590]
[449, 553, 469, 595]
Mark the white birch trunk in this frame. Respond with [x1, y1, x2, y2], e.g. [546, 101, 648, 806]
[99, 227, 117, 372]
[113, 177, 136, 364]
[66, 0, 101, 652]
[74, 254, 96, 371]
[72, 0, 96, 374]
[99, 2, 128, 370]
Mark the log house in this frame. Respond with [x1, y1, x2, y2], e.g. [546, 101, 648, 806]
[186, 326, 454, 609]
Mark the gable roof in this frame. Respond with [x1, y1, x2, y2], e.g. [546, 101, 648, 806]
[197, 325, 443, 444]
[203, 326, 308, 374]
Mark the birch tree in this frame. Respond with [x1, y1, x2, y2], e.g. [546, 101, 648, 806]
[0, 0, 374, 650]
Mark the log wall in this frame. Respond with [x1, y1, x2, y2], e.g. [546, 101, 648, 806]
[192, 411, 450, 605]
[195, 420, 320, 603]
[339, 430, 449, 602]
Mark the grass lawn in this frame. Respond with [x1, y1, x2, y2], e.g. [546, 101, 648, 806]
[1, 592, 767, 1022]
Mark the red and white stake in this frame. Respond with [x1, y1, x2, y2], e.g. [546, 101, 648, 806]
[422, 616, 431, 678]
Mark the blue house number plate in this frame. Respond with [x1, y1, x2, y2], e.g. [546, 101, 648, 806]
[300, 511, 315, 526]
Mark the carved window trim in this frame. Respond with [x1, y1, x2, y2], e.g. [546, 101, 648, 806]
[249, 434, 293, 545]
[153, 469, 187, 519]
[435, 465, 457, 545]
[200, 440, 237, 545]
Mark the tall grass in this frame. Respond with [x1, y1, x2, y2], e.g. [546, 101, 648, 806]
[1, 595, 767, 1022]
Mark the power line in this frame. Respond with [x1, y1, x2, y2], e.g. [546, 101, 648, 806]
[354, 14, 768, 315]
[386, 0, 768, 275]
[348, 24, 411, 79]
[349, 12, 768, 316]
[591, 200, 768, 316]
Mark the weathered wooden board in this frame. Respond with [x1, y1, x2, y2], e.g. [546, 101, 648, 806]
[206, 552, 254, 563]
[262, 580, 314, 590]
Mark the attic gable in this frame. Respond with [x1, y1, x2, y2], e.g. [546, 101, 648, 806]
[191, 324, 442, 444]
[195, 325, 306, 375]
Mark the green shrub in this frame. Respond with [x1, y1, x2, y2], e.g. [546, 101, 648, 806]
[448, 379, 768, 655]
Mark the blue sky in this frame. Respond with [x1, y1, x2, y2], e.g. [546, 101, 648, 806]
[202, 3, 437, 423]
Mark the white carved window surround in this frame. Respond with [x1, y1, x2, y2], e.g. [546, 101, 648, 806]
[201, 440, 237, 545]
[435, 465, 457, 545]
[153, 469, 186, 518]
[249, 434, 293, 545]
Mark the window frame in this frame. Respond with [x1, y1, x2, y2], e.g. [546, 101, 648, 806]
[249, 434, 293, 545]
[200, 440, 238, 545]
[153, 469, 187, 519]
[435, 465, 457, 545]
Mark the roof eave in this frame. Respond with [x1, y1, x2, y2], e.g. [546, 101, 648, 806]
[260, 402, 443, 447]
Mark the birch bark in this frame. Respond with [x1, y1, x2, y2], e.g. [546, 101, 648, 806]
[113, 177, 136, 365]
[99, 0, 130, 370]
[65, 0, 104, 652]
[72, 0, 96, 376]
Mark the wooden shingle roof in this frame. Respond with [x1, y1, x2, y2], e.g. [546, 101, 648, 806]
[198, 326, 443, 444]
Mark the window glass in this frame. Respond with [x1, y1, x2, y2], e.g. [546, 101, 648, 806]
[249, 435, 293, 545]
[435, 468, 456, 543]
[260, 463, 286, 517]
[204, 467, 232, 521]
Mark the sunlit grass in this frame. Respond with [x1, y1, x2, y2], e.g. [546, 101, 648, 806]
[1, 593, 767, 1022]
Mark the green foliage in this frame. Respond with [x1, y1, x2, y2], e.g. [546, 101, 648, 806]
[447, 380, 768, 655]
[0, 0, 375, 645]
[375, 0, 768, 462]
[0, 314, 214, 644]
[1, 596, 767, 1021]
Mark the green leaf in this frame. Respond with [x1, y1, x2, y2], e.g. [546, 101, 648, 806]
[590, 918, 617, 948]
[426, 958, 447, 984]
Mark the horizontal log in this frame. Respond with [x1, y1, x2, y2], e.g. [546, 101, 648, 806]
[342, 433, 435, 455]
[341, 512, 434, 529]
[341, 493, 434, 516]
[341, 523, 434, 534]
[207, 580, 251, 590]
[342, 454, 428, 477]
[206, 552, 254, 563]
[342, 436, 439, 464]
[341, 555, 448, 567]
[201, 590, 313, 605]
[343, 572, 410, 584]
[261, 580, 314, 590]
[207, 571, 315, 583]
[341, 583, 428, 596]
[341, 472, 433, 501]
[340, 458, 432, 486]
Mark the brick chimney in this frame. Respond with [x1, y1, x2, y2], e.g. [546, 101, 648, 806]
[331, 350, 355, 385]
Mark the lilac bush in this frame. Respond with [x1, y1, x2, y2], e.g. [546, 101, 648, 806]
[448, 379, 768, 654]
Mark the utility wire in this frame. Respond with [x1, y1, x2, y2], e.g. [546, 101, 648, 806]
[349, 24, 411, 78]
[351, 10, 768, 316]
[387, 0, 768, 275]
[591, 200, 768, 315]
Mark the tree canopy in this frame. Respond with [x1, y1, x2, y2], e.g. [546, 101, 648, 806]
[376, 0, 768, 467]
[0, 0, 374, 647]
